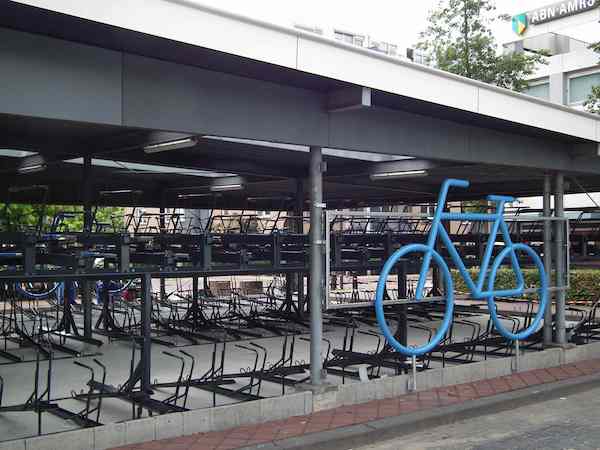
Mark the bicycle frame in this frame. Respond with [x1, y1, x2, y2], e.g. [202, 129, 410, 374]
[415, 179, 524, 300]
[374, 178, 550, 355]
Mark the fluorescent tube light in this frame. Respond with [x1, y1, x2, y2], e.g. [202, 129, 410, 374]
[99, 189, 143, 195]
[143, 137, 197, 154]
[209, 184, 244, 192]
[18, 164, 46, 174]
[369, 169, 428, 180]
[178, 193, 213, 199]
[18, 155, 47, 174]
[8, 185, 48, 193]
[247, 196, 292, 201]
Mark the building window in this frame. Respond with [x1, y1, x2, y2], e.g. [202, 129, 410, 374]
[334, 31, 355, 44]
[569, 71, 600, 105]
[523, 81, 550, 100]
[334, 30, 365, 48]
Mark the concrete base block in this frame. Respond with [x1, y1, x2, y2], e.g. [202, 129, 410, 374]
[312, 386, 341, 412]
[382, 374, 407, 400]
[125, 417, 156, 445]
[518, 348, 562, 372]
[564, 342, 600, 364]
[303, 390, 313, 414]
[93, 422, 126, 450]
[156, 412, 184, 440]
[349, 381, 375, 405]
[0, 439, 25, 450]
[182, 408, 212, 435]
[259, 392, 308, 421]
[484, 357, 512, 379]
[212, 400, 260, 431]
[585, 342, 600, 359]
[442, 361, 486, 386]
[337, 378, 388, 406]
[414, 368, 443, 392]
[26, 429, 93, 450]
[333, 383, 354, 406]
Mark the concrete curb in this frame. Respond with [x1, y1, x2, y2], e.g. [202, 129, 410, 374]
[2, 342, 600, 450]
[237, 372, 600, 450]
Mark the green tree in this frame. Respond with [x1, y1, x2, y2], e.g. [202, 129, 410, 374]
[417, 0, 545, 92]
[0, 203, 124, 232]
[584, 42, 600, 114]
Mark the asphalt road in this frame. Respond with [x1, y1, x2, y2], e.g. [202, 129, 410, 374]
[354, 386, 600, 450]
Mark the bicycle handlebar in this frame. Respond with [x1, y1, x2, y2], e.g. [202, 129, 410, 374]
[445, 179, 469, 189]
[436, 179, 470, 214]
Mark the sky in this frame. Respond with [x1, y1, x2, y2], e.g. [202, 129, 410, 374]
[193, 0, 598, 47]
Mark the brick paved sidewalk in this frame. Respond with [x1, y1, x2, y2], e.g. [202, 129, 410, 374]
[114, 358, 600, 450]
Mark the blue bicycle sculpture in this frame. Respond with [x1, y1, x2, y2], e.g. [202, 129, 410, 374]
[375, 179, 548, 357]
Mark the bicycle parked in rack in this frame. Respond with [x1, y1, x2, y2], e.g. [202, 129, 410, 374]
[375, 178, 549, 356]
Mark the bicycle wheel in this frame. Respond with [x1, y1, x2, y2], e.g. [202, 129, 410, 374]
[374, 244, 454, 357]
[487, 243, 548, 341]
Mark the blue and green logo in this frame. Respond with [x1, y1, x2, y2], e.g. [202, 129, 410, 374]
[512, 13, 528, 36]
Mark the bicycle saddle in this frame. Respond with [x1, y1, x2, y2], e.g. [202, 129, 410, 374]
[486, 194, 515, 203]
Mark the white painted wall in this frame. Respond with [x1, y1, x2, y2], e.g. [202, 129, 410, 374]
[532, 48, 599, 79]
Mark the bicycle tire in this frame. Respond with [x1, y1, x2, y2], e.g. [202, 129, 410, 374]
[375, 244, 454, 357]
[487, 243, 549, 341]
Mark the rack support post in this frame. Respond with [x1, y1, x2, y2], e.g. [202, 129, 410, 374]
[554, 173, 566, 345]
[141, 273, 153, 393]
[309, 146, 325, 385]
[543, 174, 553, 346]
[82, 155, 93, 338]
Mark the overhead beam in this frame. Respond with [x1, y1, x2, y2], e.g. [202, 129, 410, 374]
[0, 28, 599, 175]
[570, 142, 600, 160]
[327, 87, 372, 112]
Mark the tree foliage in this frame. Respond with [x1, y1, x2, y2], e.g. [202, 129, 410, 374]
[0, 203, 124, 233]
[417, 0, 545, 91]
[584, 42, 600, 114]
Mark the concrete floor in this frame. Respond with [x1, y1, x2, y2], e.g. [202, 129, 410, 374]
[0, 277, 536, 442]
[356, 386, 600, 450]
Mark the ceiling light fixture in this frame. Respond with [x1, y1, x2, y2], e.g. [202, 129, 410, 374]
[209, 184, 244, 192]
[8, 185, 48, 193]
[247, 195, 293, 201]
[369, 169, 428, 181]
[18, 155, 47, 174]
[177, 193, 214, 199]
[99, 189, 143, 196]
[143, 137, 197, 154]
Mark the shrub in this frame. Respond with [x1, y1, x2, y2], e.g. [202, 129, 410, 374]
[451, 268, 600, 304]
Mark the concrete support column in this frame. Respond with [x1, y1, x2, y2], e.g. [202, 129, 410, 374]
[309, 146, 324, 385]
[549, 72, 568, 106]
[554, 173, 566, 345]
[543, 174, 553, 346]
